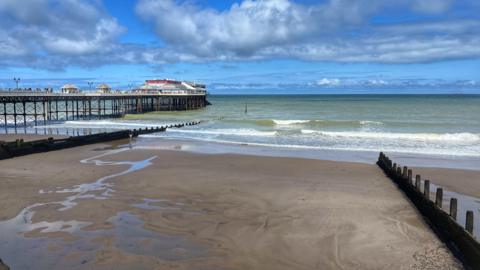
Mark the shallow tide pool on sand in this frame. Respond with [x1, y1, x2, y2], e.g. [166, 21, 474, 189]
[0, 148, 208, 269]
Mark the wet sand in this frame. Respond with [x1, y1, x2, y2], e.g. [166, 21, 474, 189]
[411, 167, 480, 198]
[0, 133, 67, 143]
[0, 141, 464, 269]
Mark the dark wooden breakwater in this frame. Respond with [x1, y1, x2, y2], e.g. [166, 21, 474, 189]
[0, 92, 208, 128]
[377, 152, 480, 269]
[0, 121, 201, 160]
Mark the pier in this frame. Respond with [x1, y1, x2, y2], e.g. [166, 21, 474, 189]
[0, 91, 208, 128]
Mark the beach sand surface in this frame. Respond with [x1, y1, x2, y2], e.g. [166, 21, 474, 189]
[0, 141, 465, 269]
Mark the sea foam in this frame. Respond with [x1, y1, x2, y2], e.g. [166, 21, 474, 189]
[301, 130, 480, 142]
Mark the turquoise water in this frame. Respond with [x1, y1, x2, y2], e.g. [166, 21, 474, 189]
[29, 94, 480, 158]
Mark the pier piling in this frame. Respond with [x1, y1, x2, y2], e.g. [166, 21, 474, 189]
[0, 92, 208, 130]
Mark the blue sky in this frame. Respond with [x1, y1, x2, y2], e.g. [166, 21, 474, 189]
[0, 0, 479, 94]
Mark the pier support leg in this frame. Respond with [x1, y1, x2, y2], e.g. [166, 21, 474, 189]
[22, 101, 26, 127]
[3, 102, 7, 129]
[13, 102, 17, 132]
[34, 101, 37, 126]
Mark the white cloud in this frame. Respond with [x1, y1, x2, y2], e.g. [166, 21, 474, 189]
[0, 0, 479, 70]
[316, 78, 341, 86]
[208, 77, 480, 91]
[135, 0, 480, 63]
[0, 0, 124, 67]
[412, 0, 452, 14]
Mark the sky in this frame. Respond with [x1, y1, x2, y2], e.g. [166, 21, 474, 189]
[0, 0, 479, 94]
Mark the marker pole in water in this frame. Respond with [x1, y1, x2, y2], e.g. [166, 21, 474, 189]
[245, 103, 248, 114]
[129, 132, 133, 149]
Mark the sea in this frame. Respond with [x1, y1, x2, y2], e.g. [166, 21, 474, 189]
[4, 94, 480, 169]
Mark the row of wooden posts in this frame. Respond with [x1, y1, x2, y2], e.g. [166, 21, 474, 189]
[377, 152, 480, 269]
[0, 121, 202, 160]
[378, 152, 475, 234]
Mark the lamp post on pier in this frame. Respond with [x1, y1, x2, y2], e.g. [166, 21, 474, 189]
[13, 77, 20, 90]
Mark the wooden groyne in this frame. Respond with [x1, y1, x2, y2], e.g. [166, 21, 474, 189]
[377, 152, 480, 269]
[0, 121, 201, 160]
[0, 258, 8, 270]
[0, 92, 208, 128]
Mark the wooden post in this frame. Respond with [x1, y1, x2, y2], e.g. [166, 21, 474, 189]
[466, 211, 474, 234]
[408, 169, 412, 184]
[402, 166, 408, 179]
[424, 180, 430, 199]
[396, 167, 402, 177]
[415, 175, 421, 191]
[435, 188, 443, 208]
[450, 198, 457, 220]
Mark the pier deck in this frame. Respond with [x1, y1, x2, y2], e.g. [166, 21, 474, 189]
[0, 91, 208, 128]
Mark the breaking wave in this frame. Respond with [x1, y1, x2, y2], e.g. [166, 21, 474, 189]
[167, 128, 277, 137]
[301, 130, 480, 142]
[221, 119, 384, 127]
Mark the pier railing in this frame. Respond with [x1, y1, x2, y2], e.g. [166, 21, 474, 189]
[377, 152, 480, 269]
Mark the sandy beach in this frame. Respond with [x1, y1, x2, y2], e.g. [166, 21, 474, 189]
[0, 139, 467, 269]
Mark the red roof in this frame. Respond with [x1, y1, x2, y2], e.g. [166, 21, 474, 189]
[146, 79, 181, 85]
